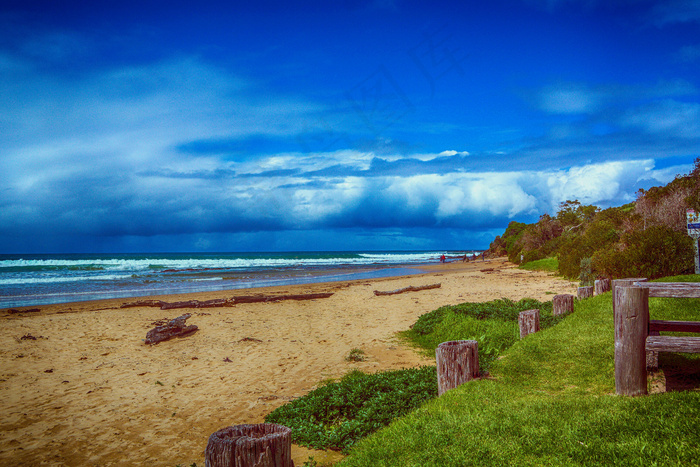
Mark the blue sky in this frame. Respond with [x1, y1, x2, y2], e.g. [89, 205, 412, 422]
[1, 0, 700, 253]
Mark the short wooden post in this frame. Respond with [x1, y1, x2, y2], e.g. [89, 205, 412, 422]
[577, 286, 594, 300]
[614, 286, 649, 396]
[519, 309, 540, 338]
[205, 423, 294, 467]
[594, 278, 611, 295]
[552, 294, 574, 316]
[436, 340, 478, 395]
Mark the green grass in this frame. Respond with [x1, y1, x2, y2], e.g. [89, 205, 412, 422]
[519, 257, 559, 272]
[404, 298, 565, 372]
[338, 290, 700, 466]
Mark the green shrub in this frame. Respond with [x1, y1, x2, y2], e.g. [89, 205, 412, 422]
[579, 257, 594, 286]
[264, 366, 437, 453]
[593, 225, 695, 279]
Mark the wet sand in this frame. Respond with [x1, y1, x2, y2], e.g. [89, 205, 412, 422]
[0, 257, 577, 466]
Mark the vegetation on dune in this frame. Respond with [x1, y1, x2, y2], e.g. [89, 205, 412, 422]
[264, 298, 568, 453]
[489, 158, 700, 282]
[339, 285, 700, 467]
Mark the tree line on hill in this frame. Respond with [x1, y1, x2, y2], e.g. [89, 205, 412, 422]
[487, 158, 700, 283]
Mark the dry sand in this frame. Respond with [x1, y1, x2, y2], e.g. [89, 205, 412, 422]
[0, 257, 577, 466]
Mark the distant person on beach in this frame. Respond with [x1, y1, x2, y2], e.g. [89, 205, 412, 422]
[440, 254, 445, 263]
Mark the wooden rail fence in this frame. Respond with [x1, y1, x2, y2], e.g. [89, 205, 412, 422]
[613, 279, 700, 396]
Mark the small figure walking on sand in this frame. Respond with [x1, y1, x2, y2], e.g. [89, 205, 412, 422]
[440, 254, 446, 263]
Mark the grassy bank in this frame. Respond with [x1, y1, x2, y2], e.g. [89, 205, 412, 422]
[338, 279, 700, 466]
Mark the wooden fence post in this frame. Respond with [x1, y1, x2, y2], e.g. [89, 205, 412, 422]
[577, 286, 594, 300]
[205, 423, 294, 467]
[519, 309, 540, 338]
[611, 278, 647, 322]
[436, 340, 478, 395]
[614, 286, 649, 396]
[594, 278, 611, 295]
[552, 294, 574, 316]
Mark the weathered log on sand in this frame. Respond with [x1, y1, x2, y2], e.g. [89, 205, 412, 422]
[120, 300, 166, 308]
[436, 340, 478, 395]
[161, 299, 234, 310]
[144, 313, 198, 345]
[6, 308, 41, 314]
[205, 423, 293, 467]
[232, 293, 333, 304]
[373, 283, 441, 296]
[123, 293, 333, 310]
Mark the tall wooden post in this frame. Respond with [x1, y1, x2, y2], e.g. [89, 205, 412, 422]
[552, 294, 574, 316]
[519, 309, 540, 338]
[205, 423, 294, 467]
[436, 340, 478, 395]
[614, 286, 649, 396]
[611, 278, 647, 322]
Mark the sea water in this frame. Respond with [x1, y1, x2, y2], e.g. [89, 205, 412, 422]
[0, 251, 479, 308]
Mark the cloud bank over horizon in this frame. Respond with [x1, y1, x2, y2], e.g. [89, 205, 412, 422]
[1, 0, 699, 253]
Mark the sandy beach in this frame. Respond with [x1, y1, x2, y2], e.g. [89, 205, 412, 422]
[0, 257, 577, 466]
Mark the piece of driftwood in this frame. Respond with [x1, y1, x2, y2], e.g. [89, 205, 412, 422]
[123, 293, 333, 310]
[436, 340, 478, 395]
[6, 308, 41, 314]
[373, 283, 441, 296]
[205, 423, 293, 467]
[121, 300, 166, 308]
[232, 293, 333, 304]
[161, 299, 235, 310]
[144, 313, 198, 345]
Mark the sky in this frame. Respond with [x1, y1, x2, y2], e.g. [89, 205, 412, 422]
[1, 0, 700, 253]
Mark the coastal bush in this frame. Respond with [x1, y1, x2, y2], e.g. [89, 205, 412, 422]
[592, 225, 694, 279]
[264, 366, 437, 453]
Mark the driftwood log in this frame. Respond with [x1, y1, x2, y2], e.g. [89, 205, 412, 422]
[552, 294, 574, 316]
[122, 293, 333, 310]
[144, 313, 198, 345]
[205, 423, 293, 467]
[518, 309, 540, 339]
[373, 283, 441, 296]
[6, 308, 41, 314]
[577, 286, 593, 300]
[436, 340, 478, 396]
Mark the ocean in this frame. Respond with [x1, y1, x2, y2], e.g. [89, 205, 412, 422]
[0, 251, 479, 309]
